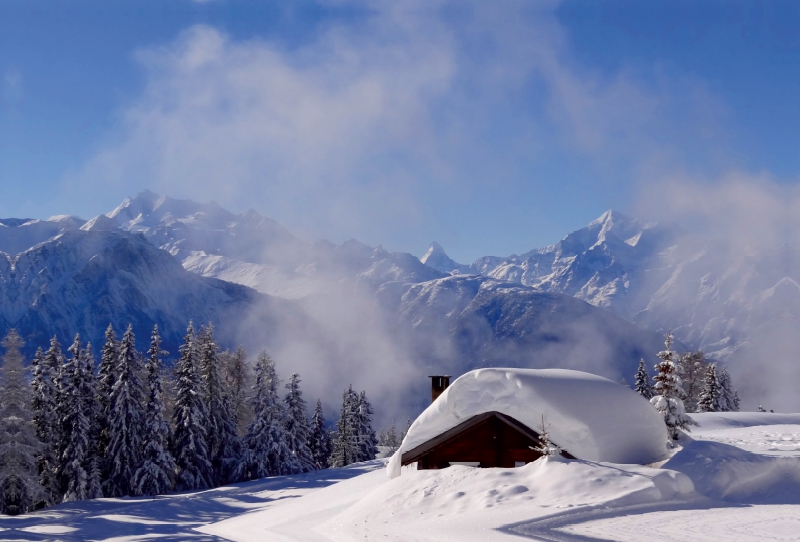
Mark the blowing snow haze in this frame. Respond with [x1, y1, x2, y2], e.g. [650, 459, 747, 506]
[0, 191, 795, 417]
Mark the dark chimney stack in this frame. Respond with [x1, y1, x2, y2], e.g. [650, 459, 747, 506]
[429, 375, 451, 403]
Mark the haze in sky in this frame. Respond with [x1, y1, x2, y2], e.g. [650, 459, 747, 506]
[2, 0, 800, 261]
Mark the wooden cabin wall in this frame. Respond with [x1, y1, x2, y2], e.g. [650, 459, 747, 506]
[417, 416, 544, 469]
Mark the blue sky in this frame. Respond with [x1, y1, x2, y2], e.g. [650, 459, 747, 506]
[2, 1, 800, 262]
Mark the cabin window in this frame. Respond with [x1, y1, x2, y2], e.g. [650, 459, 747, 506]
[515, 461, 526, 468]
[449, 462, 480, 467]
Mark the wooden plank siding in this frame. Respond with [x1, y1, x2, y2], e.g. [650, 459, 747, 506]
[401, 411, 575, 470]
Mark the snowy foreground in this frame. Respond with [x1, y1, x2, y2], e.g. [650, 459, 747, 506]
[5, 413, 800, 541]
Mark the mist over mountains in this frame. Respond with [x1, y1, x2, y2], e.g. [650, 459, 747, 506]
[0, 190, 796, 414]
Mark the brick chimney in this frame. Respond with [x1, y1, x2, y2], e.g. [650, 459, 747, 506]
[429, 375, 451, 403]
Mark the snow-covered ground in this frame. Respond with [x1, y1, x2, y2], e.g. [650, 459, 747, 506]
[6, 412, 800, 541]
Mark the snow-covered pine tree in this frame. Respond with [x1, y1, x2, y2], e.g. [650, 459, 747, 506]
[355, 391, 378, 462]
[697, 363, 721, 413]
[283, 374, 316, 473]
[677, 350, 708, 413]
[235, 351, 300, 480]
[106, 324, 146, 497]
[221, 345, 250, 435]
[132, 325, 176, 496]
[30, 346, 59, 505]
[308, 400, 332, 469]
[0, 330, 44, 514]
[60, 334, 91, 502]
[651, 332, 697, 442]
[45, 336, 67, 492]
[198, 324, 241, 485]
[633, 359, 654, 399]
[330, 386, 359, 467]
[81, 344, 103, 500]
[171, 322, 213, 491]
[718, 366, 740, 412]
[96, 324, 119, 463]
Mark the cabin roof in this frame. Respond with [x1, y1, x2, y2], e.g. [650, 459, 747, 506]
[388, 368, 669, 478]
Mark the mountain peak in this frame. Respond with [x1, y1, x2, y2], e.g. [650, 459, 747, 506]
[421, 242, 469, 274]
[589, 209, 629, 228]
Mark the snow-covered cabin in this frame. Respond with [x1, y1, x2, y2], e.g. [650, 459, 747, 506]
[388, 368, 668, 478]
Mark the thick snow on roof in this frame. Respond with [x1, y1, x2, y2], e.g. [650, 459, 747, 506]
[388, 368, 668, 478]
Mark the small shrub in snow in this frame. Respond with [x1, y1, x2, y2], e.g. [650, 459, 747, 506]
[532, 415, 562, 457]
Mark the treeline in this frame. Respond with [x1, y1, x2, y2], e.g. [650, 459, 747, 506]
[0, 323, 378, 515]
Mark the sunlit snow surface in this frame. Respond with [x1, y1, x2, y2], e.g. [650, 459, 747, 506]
[6, 413, 800, 541]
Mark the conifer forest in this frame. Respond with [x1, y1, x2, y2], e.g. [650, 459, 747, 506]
[0, 323, 378, 514]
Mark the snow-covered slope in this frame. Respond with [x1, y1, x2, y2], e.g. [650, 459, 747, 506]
[377, 274, 672, 390]
[388, 368, 668, 478]
[0, 216, 85, 255]
[0, 228, 305, 357]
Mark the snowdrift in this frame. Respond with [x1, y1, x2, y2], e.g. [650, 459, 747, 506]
[330, 458, 694, 541]
[692, 411, 800, 431]
[664, 439, 800, 503]
[388, 368, 668, 478]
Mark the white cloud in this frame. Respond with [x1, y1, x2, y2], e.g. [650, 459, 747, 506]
[72, 1, 721, 249]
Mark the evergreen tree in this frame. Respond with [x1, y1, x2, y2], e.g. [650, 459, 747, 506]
[106, 324, 146, 497]
[283, 374, 316, 473]
[81, 344, 103, 500]
[235, 352, 299, 481]
[354, 391, 378, 462]
[221, 345, 250, 435]
[677, 350, 708, 413]
[697, 363, 721, 413]
[171, 322, 213, 491]
[331, 386, 359, 467]
[132, 325, 176, 496]
[60, 335, 91, 502]
[718, 366, 740, 412]
[308, 400, 332, 469]
[0, 330, 44, 514]
[633, 359, 654, 400]
[532, 415, 562, 457]
[96, 325, 119, 463]
[198, 324, 240, 485]
[651, 332, 697, 442]
[30, 346, 59, 505]
[46, 337, 68, 492]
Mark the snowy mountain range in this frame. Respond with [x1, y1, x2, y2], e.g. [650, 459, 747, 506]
[1, 190, 796, 410]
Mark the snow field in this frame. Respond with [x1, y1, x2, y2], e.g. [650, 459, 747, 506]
[0, 461, 383, 541]
[319, 457, 695, 542]
[8, 412, 800, 540]
[554, 505, 800, 541]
